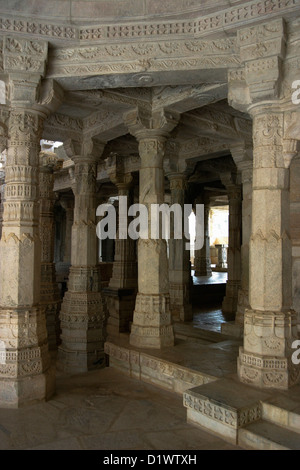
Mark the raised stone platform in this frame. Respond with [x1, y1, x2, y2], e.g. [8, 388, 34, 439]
[105, 334, 300, 449]
[104, 334, 241, 394]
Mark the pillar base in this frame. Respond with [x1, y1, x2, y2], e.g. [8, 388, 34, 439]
[58, 290, 106, 374]
[171, 304, 193, 323]
[57, 347, 105, 374]
[169, 282, 192, 322]
[104, 287, 136, 339]
[238, 347, 300, 390]
[194, 259, 212, 277]
[0, 366, 55, 408]
[41, 263, 61, 350]
[130, 324, 174, 349]
[129, 293, 174, 349]
[222, 280, 240, 316]
[238, 309, 300, 390]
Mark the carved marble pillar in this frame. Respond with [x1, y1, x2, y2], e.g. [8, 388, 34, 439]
[0, 37, 62, 407]
[232, 147, 253, 328]
[125, 109, 179, 348]
[194, 197, 212, 277]
[237, 110, 299, 389]
[221, 176, 242, 317]
[0, 173, 4, 240]
[228, 17, 300, 389]
[0, 108, 55, 407]
[105, 157, 137, 337]
[215, 244, 228, 269]
[168, 173, 192, 322]
[39, 151, 61, 351]
[290, 152, 300, 332]
[108, 183, 137, 290]
[59, 197, 74, 269]
[58, 141, 106, 373]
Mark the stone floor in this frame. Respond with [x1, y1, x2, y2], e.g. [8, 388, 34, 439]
[192, 271, 228, 285]
[0, 367, 240, 450]
[192, 304, 229, 333]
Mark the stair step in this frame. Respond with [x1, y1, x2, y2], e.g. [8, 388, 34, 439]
[262, 395, 300, 434]
[238, 420, 300, 450]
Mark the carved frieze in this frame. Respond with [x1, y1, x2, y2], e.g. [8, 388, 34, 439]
[0, 0, 298, 44]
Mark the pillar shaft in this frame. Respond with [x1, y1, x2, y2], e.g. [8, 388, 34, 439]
[58, 155, 106, 373]
[109, 182, 137, 290]
[215, 244, 227, 269]
[63, 202, 74, 265]
[39, 152, 61, 350]
[222, 183, 242, 316]
[106, 175, 138, 338]
[168, 174, 192, 322]
[194, 201, 212, 277]
[0, 174, 4, 240]
[236, 161, 252, 325]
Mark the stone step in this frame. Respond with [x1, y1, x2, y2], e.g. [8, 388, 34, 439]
[174, 322, 238, 343]
[238, 420, 300, 450]
[104, 340, 218, 395]
[184, 377, 271, 445]
[261, 395, 300, 434]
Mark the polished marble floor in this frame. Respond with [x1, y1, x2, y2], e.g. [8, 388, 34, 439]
[192, 270, 227, 285]
[0, 367, 240, 450]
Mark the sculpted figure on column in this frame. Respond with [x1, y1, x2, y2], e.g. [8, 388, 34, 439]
[0, 36, 63, 407]
[124, 107, 179, 348]
[228, 18, 300, 389]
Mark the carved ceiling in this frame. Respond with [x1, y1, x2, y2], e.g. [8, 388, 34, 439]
[3, 0, 299, 196]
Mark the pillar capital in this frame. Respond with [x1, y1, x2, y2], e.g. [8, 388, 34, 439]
[230, 142, 253, 170]
[167, 172, 188, 191]
[59, 196, 74, 213]
[221, 171, 241, 196]
[64, 137, 105, 164]
[39, 150, 61, 173]
[124, 107, 179, 143]
[106, 153, 133, 192]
